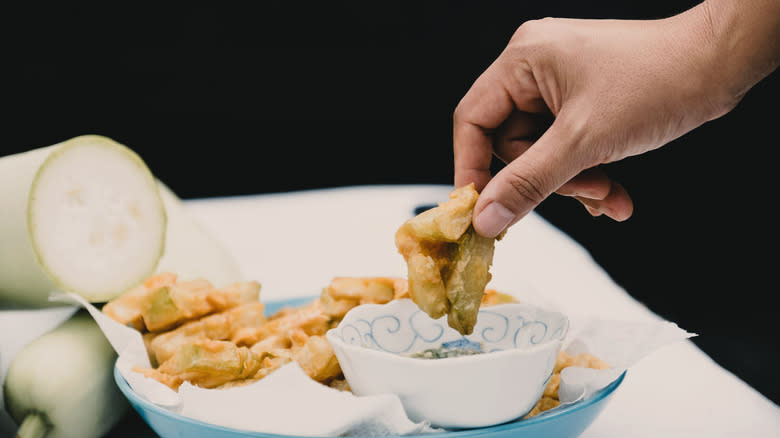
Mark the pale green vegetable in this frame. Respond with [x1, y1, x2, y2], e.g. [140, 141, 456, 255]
[446, 226, 497, 335]
[3, 310, 129, 438]
[0, 135, 167, 307]
[154, 181, 243, 285]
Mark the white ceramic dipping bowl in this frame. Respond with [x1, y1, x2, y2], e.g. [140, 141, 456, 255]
[326, 299, 569, 429]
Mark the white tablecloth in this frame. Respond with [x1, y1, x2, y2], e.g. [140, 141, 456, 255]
[2, 185, 779, 437]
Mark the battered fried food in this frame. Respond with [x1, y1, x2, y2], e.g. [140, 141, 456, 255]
[523, 351, 611, 418]
[292, 335, 342, 382]
[524, 396, 560, 418]
[134, 367, 183, 390]
[320, 277, 402, 318]
[395, 183, 501, 334]
[142, 278, 261, 332]
[231, 300, 330, 347]
[554, 350, 610, 372]
[143, 339, 263, 390]
[149, 302, 266, 364]
[445, 227, 498, 334]
[480, 289, 518, 306]
[102, 272, 178, 331]
[101, 272, 261, 332]
[328, 378, 351, 392]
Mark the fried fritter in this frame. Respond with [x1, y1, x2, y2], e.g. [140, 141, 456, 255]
[480, 289, 519, 306]
[102, 272, 261, 333]
[445, 227, 497, 334]
[148, 339, 263, 389]
[149, 302, 266, 364]
[524, 396, 560, 419]
[554, 350, 610, 373]
[102, 272, 178, 331]
[142, 278, 261, 332]
[292, 335, 342, 382]
[395, 183, 501, 334]
[320, 277, 401, 319]
[328, 377, 351, 392]
[232, 300, 330, 347]
[523, 351, 611, 419]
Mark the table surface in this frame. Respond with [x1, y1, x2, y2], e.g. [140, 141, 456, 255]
[2, 184, 779, 437]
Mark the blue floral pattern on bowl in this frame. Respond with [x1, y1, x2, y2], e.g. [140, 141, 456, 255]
[330, 299, 569, 356]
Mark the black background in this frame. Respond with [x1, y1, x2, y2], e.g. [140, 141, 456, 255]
[4, 1, 778, 405]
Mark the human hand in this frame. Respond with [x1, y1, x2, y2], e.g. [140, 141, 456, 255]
[454, 0, 777, 238]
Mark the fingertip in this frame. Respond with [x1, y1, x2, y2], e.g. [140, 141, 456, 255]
[573, 181, 634, 221]
[556, 167, 613, 200]
[604, 181, 634, 221]
[473, 201, 516, 238]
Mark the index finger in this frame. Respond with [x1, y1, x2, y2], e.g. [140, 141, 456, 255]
[453, 56, 547, 191]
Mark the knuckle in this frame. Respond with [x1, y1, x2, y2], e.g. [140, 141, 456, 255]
[452, 100, 466, 124]
[556, 112, 587, 148]
[506, 17, 562, 67]
[506, 166, 547, 207]
[511, 17, 556, 42]
[554, 110, 601, 165]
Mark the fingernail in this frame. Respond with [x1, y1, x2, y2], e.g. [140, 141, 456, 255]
[474, 202, 515, 238]
[576, 196, 605, 217]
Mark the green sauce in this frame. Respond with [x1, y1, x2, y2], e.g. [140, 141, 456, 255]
[404, 339, 485, 359]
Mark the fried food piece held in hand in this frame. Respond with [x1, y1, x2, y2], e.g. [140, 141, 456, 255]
[395, 185, 478, 320]
[446, 227, 498, 334]
[402, 184, 478, 242]
[395, 183, 502, 334]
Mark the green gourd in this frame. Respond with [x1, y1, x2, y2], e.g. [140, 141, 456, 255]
[3, 310, 129, 438]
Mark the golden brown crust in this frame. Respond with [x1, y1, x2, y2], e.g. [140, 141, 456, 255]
[395, 183, 499, 334]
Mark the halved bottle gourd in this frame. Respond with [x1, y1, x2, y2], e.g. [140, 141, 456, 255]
[0, 135, 167, 307]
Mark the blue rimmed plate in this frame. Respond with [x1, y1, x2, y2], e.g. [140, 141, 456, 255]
[114, 296, 625, 438]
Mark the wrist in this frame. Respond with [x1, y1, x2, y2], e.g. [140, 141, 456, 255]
[687, 0, 780, 118]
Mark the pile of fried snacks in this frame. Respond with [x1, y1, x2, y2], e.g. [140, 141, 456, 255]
[102, 273, 607, 418]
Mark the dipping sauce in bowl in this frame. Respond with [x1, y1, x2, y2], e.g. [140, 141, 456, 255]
[326, 299, 569, 429]
[404, 339, 485, 359]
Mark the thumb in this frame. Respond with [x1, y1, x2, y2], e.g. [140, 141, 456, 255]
[473, 119, 583, 237]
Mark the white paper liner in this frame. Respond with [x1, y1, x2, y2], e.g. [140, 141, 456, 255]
[52, 292, 694, 436]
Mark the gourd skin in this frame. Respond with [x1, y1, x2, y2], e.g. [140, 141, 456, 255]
[3, 311, 129, 438]
[0, 143, 61, 306]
